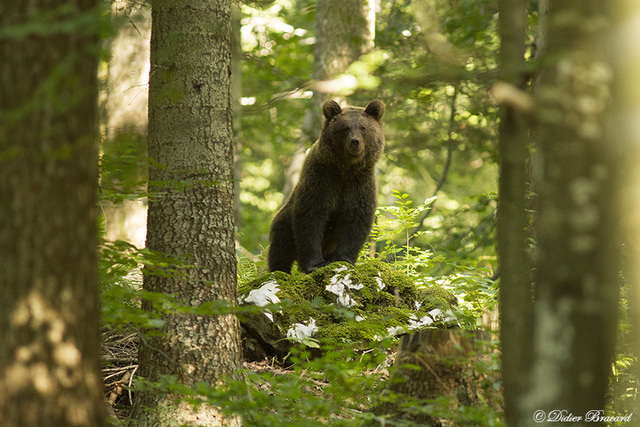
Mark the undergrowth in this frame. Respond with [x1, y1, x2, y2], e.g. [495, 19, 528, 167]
[99, 193, 503, 425]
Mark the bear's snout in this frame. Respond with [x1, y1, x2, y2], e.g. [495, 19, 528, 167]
[347, 136, 364, 158]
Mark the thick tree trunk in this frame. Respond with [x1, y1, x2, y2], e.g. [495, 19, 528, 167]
[0, 1, 107, 426]
[496, 0, 532, 424]
[132, 0, 243, 425]
[525, 1, 619, 423]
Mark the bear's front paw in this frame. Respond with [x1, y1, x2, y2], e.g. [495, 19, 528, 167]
[303, 260, 330, 274]
[326, 253, 357, 265]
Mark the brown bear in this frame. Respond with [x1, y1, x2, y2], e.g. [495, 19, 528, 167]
[268, 99, 385, 273]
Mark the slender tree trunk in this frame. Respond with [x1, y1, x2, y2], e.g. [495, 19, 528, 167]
[105, 0, 151, 137]
[0, 1, 107, 426]
[313, 0, 375, 87]
[496, 0, 532, 424]
[282, 0, 375, 198]
[412, 0, 466, 68]
[525, 1, 619, 423]
[102, 0, 152, 248]
[612, 0, 640, 420]
[312, 0, 375, 128]
[132, 0, 243, 425]
[231, 3, 243, 230]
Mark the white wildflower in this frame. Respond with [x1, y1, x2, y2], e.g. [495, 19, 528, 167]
[386, 326, 406, 336]
[287, 317, 318, 340]
[428, 308, 459, 326]
[326, 273, 361, 307]
[243, 280, 281, 323]
[408, 314, 434, 330]
[243, 280, 280, 307]
[337, 292, 357, 307]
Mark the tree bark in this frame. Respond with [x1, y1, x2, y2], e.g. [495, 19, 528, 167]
[377, 329, 495, 426]
[231, 3, 243, 230]
[311, 0, 375, 128]
[101, 0, 152, 248]
[525, 1, 619, 423]
[0, 1, 107, 426]
[132, 0, 243, 425]
[313, 0, 375, 82]
[611, 0, 640, 420]
[496, 0, 532, 424]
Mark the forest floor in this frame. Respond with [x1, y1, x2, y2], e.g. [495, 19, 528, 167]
[101, 328, 395, 423]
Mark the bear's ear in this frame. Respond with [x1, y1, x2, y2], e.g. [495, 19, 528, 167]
[322, 100, 342, 120]
[364, 100, 385, 121]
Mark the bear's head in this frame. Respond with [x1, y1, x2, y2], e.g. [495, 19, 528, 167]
[320, 99, 385, 169]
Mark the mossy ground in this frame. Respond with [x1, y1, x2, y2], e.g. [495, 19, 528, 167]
[238, 259, 458, 350]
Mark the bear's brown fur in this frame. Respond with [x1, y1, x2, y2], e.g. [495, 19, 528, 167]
[268, 99, 385, 273]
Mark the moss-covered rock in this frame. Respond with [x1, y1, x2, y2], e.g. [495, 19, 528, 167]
[238, 259, 458, 361]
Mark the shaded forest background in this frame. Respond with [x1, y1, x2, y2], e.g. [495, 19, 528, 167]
[102, 0, 500, 264]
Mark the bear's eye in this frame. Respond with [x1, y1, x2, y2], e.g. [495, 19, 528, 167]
[360, 126, 366, 132]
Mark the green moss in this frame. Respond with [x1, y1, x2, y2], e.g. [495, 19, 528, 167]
[418, 284, 458, 309]
[239, 259, 458, 351]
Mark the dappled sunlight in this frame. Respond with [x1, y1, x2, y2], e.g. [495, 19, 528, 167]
[3, 290, 103, 426]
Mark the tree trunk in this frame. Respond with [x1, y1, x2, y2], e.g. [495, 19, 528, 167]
[0, 1, 107, 426]
[611, 0, 640, 420]
[496, 0, 532, 424]
[132, 0, 243, 425]
[313, 0, 375, 85]
[282, 0, 375, 198]
[231, 3, 243, 230]
[525, 1, 619, 422]
[312, 0, 375, 131]
[101, 0, 152, 248]
[377, 329, 496, 426]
